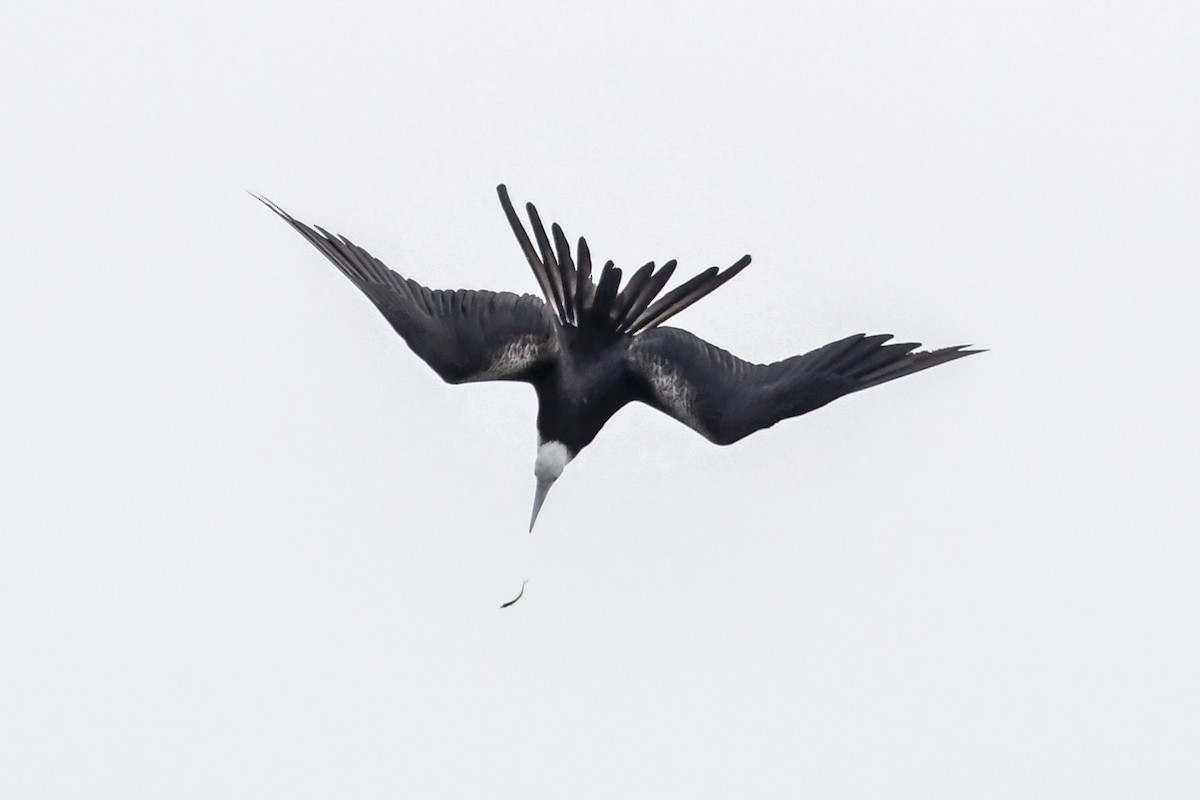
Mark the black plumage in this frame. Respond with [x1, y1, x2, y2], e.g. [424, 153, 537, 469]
[257, 186, 980, 527]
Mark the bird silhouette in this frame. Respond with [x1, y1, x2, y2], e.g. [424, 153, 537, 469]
[257, 186, 980, 530]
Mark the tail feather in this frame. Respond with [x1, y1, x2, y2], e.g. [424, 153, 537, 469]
[627, 255, 751, 335]
[618, 260, 676, 333]
[610, 262, 656, 330]
[497, 185, 750, 334]
[551, 223, 577, 323]
[588, 261, 623, 324]
[575, 237, 594, 312]
[497, 185, 561, 320]
[524, 202, 569, 323]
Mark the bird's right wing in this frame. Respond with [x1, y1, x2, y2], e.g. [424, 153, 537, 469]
[258, 196, 559, 384]
[626, 327, 979, 445]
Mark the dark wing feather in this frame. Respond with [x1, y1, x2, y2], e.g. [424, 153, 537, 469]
[626, 327, 981, 444]
[257, 195, 558, 384]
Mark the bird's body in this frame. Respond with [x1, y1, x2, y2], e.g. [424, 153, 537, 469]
[258, 186, 980, 528]
[534, 328, 633, 453]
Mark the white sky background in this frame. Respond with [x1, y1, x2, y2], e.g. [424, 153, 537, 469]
[1, 1, 1197, 796]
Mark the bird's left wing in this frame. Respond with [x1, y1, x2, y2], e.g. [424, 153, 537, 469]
[626, 327, 980, 445]
[258, 196, 559, 384]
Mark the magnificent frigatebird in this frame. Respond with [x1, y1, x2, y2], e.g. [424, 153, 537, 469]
[257, 186, 979, 530]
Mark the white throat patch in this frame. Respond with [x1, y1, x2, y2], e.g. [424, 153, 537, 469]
[534, 440, 573, 483]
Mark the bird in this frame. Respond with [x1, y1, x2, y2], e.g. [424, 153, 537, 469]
[256, 186, 980, 531]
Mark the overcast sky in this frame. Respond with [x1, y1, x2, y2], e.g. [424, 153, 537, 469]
[2, 1, 1197, 797]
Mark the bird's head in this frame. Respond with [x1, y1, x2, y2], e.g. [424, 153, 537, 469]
[530, 440, 573, 531]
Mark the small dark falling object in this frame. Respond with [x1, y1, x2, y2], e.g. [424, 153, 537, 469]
[257, 186, 980, 530]
[500, 579, 528, 609]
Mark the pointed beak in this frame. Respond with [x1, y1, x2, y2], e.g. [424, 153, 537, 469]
[530, 479, 552, 532]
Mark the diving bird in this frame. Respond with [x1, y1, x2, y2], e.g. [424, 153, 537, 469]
[256, 186, 980, 530]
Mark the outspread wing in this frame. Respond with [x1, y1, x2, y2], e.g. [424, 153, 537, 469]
[257, 196, 559, 384]
[626, 327, 981, 445]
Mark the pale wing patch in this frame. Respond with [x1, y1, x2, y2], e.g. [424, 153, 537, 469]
[628, 349, 706, 436]
[469, 335, 556, 382]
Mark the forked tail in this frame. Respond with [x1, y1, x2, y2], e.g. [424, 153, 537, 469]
[497, 185, 750, 335]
